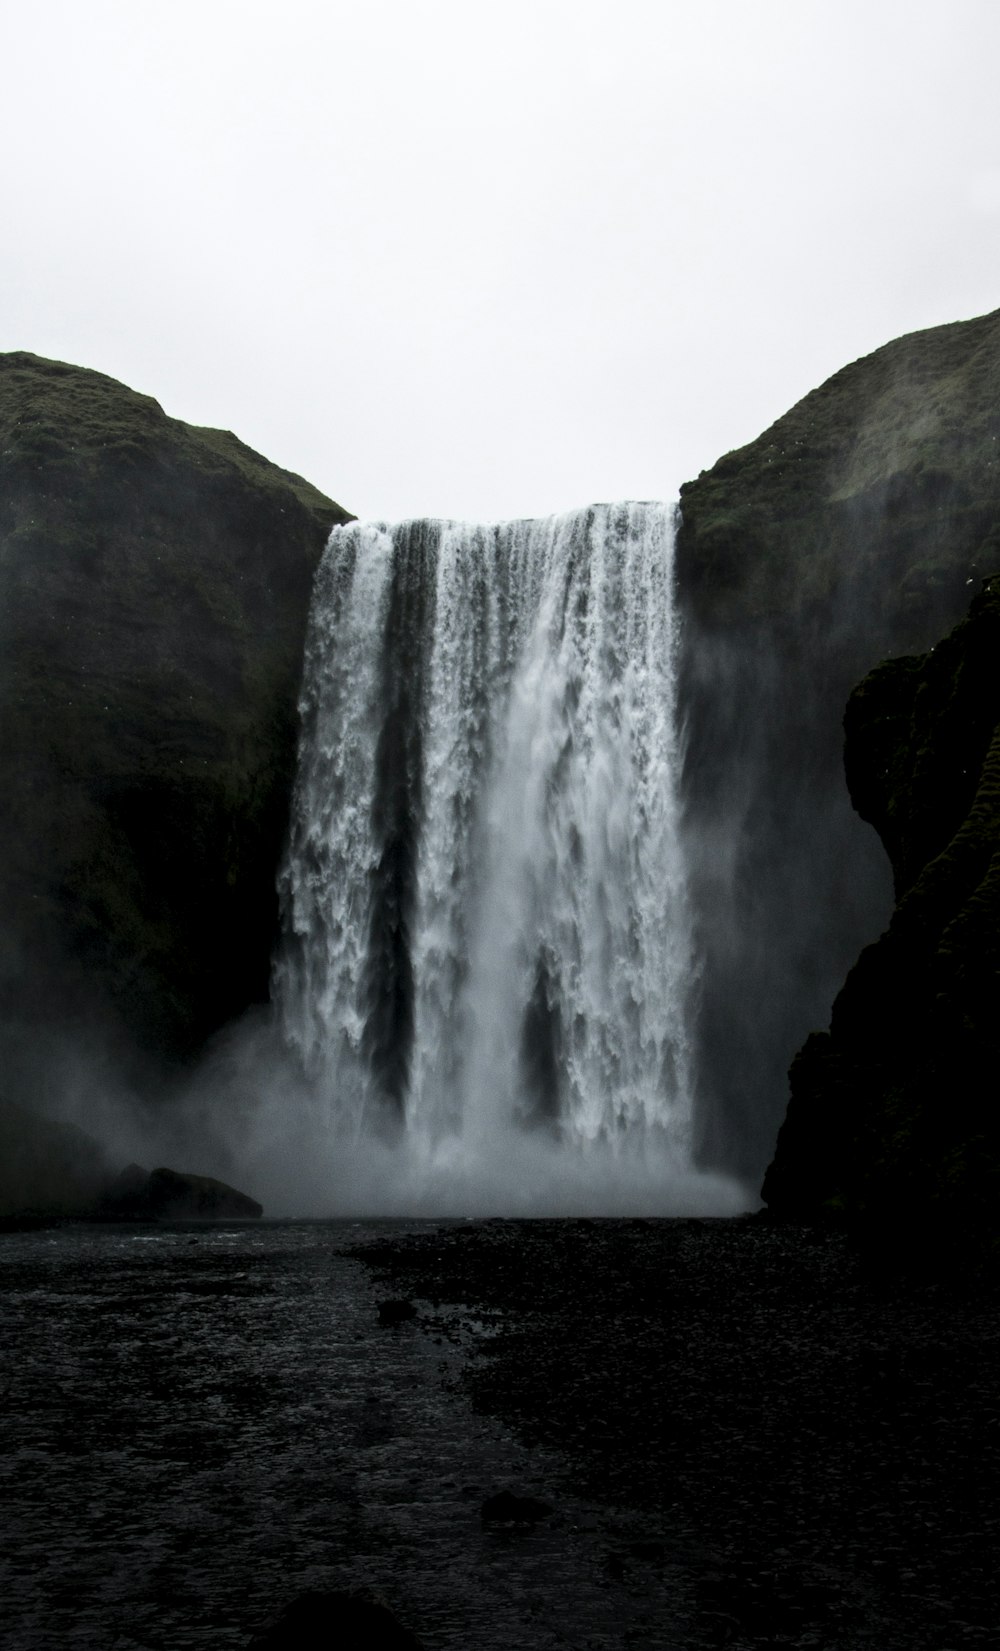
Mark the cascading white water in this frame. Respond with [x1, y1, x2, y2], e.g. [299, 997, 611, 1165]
[272, 502, 728, 1210]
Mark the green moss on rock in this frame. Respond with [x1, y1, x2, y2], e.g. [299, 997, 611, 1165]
[678, 308, 1000, 637]
[0, 351, 352, 1078]
[676, 310, 1000, 1184]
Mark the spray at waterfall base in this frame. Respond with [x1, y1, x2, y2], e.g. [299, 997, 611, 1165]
[265, 504, 749, 1217]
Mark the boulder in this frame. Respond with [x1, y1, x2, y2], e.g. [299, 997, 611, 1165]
[101, 1164, 263, 1220]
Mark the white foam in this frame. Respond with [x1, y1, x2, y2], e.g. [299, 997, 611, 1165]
[269, 503, 731, 1213]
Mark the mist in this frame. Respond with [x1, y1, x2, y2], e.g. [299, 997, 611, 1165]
[168, 1009, 753, 1219]
[1, 481, 895, 1219]
[240, 1104, 752, 1222]
[679, 614, 896, 1182]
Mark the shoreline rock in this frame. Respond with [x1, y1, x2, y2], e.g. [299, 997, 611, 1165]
[0, 1098, 262, 1223]
[763, 576, 1000, 1222]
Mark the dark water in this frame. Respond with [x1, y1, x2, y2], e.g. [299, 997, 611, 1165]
[0, 1220, 677, 1651]
[4, 1219, 999, 1651]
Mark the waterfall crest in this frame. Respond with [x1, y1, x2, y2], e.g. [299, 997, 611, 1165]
[273, 503, 721, 1207]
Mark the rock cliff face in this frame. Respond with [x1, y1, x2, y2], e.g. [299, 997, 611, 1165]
[5, 317, 998, 1214]
[676, 308, 1000, 1183]
[762, 577, 1000, 1219]
[0, 352, 351, 1097]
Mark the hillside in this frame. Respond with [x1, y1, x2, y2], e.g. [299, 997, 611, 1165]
[0, 351, 350, 1097]
[762, 576, 1000, 1221]
[676, 309, 1000, 1182]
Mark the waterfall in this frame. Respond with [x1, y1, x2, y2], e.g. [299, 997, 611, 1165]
[272, 502, 727, 1210]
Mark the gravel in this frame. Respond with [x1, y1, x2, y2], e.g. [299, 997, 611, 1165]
[351, 1215, 1000, 1650]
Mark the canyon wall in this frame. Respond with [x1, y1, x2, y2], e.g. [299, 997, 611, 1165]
[676, 308, 1000, 1181]
[0, 351, 350, 1101]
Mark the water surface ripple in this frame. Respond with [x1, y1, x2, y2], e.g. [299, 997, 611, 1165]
[1, 1220, 674, 1650]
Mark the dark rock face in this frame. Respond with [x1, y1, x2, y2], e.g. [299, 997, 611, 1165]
[5, 317, 998, 1213]
[762, 576, 1000, 1219]
[0, 351, 351, 1092]
[678, 308, 1000, 639]
[676, 308, 1000, 1182]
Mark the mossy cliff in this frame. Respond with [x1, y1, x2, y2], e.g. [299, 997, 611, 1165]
[0, 352, 351, 1088]
[762, 577, 1000, 1220]
[5, 315, 999, 1209]
[678, 307, 1000, 636]
[676, 308, 1000, 1184]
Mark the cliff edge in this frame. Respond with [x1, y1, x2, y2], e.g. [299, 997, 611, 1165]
[0, 352, 351, 1092]
[676, 308, 1000, 1182]
[762, 576, 1000, 1219]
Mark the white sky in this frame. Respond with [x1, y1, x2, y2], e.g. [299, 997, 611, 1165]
[2, 0, 998, 522]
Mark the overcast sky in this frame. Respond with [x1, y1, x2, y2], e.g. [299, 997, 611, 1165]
[2, 0, 998, 522]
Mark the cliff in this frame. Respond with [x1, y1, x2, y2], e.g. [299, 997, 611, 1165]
[676, 308, 1000, 1183]
[5, 316, 999, 1209]
[678, 307, 1000, 636]
[762, 576, 1000, 1220]
[0, 352, 351, 1096]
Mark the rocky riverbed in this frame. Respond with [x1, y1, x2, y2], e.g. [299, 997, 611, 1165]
[352, 1216, 1000, 1650]
[1, 1217, 997, 1649]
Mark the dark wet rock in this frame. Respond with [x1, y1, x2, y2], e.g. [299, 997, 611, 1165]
[676, 307, 1000, 1184]
[245, 1588, 423, 1650]
[377, 1297, 417, 1326]
[107, 1161, 149, 1202]
[763, 575, 1000, 1225]
[677, 310, 1000, 638]
[480, 1488, 554, 1524]
[0, 1098, 263, 1220]
[101, 1164, 263, 1220]
[0, 350, 351, 1089]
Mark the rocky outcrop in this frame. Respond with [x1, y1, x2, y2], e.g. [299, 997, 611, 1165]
[762, 577, 1000, 1220]
[676, 308, 1000, 1183]
[0, 1098, 262, 1221]
[100, 1164, 263, 1220]
[0, 352, 351, 1094]
[677, 308, 1000, 637]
